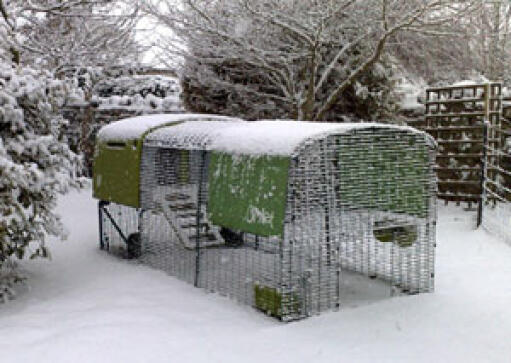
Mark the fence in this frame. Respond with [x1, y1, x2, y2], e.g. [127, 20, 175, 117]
[407, 82, 511, 244]
[408, 83, 502, 208]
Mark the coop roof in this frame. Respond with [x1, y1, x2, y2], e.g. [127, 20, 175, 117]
[145, 120, 436, 156]
[96, 113, 243, 141]
[144, 119, 244, 150]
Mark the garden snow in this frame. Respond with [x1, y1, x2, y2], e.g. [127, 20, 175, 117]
[0, 189, 510, 363]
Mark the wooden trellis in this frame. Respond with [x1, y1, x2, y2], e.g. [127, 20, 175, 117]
[409, 83, 502, 208]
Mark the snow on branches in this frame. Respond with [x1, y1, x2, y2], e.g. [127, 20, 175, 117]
[144, 0, 479, 122]
[0, 62, 83, 299]
[0, 0, 141, 75]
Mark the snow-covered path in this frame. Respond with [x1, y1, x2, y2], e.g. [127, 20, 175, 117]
[1, 189, 510, 363]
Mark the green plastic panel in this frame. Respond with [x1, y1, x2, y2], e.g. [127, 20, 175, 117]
[93, 139, 142, 208]
[338, 134, 430, 218]
[254, 285, 282, 317]
[93, 121, 185, 207]
[208, 152, 290, 237]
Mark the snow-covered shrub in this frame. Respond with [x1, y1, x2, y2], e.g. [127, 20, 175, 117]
[0, 63, 82, 299]
[90, 75, 182, 112]
[94, 75, 180, 98]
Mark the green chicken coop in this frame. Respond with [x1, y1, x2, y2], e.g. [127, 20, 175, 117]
[94, 114, 437, 321]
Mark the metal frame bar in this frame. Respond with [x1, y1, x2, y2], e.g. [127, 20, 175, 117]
[99, 201, 129, 244]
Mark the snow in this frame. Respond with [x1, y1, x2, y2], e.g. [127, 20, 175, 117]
[1, 189, 510, 363]
[144, 119, 244, 150]
[452, 80, 483, 88]
[149, 120, 435, 156]
[209, 121, 435, 156]
[96, 113, 241, 141]
[396, 79, 425, 113]
[452, 78, 490, 88]
[98, 116, 435, 156]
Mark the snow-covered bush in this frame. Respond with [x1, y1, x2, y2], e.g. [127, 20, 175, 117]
[94, 75, 180, 98]
[0, 63, 82, 300]
[90, 75, 182, 112]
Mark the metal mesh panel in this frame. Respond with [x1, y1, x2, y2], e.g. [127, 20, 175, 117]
[332, 130, 436, 294]
[284, 130, 436, 318]
[99, 202, 140, 258]
[134, 127, 436, 321]
[139, 148, 206, 286]
[140, 145, 285, 313]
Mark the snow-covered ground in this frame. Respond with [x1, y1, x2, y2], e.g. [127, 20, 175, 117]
[1, 188, 510, 363]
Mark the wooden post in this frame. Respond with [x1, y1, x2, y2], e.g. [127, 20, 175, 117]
[477, 83, 490, 227]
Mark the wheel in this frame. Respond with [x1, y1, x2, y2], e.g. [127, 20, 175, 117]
[126, 232, 141, 259]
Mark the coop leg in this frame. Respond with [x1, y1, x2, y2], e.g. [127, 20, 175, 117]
[98, 200, 109, 250]
[194, 150, 206, 288]
[138, 209, 145, 254]
[477, 121, 489, 227]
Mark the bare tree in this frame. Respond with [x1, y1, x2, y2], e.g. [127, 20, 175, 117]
[392, 0, 511, 84]
[467, 0, 511, 81]
[0, 0, 142, 74]
[143, 0, 478, 121]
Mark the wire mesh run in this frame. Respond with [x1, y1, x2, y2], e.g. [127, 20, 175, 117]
[283, 130, 436, 319]
[101, 127, 436, 321]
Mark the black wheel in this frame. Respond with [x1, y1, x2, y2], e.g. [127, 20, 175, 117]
[126, 232, 141, 259]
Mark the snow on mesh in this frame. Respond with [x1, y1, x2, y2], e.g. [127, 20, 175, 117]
[144, 120, 244, 150]
[97, 113, 241, 141]
[210, 121, 435, 156]
[145, 120, 435, 156]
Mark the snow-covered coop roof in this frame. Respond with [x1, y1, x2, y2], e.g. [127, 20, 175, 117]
[97, 113, 243, 141]
[144, 119, 245, 150]
[145, 120, 436, 156]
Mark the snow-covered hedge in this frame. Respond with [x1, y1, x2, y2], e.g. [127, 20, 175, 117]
[90, 75, 183, 112]
[94, 75, 180, 97]
[0, 63, 82, 300]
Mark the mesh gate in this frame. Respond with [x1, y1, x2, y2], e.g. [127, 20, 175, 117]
[99, 124, 436, 321]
